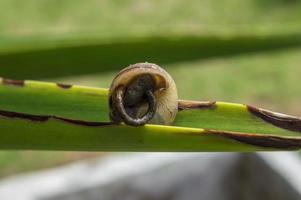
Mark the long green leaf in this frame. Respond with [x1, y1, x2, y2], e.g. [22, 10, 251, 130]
[2, 35, 301, 79]
[0, 78, 300, 151]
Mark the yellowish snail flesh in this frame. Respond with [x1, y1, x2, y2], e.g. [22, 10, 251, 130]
[109, 63, 178, 126]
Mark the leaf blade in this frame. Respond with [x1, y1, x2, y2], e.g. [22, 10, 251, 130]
[1, 78, 301, 151]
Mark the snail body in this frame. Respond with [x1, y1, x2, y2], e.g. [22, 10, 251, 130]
[109, 63, 178, 126]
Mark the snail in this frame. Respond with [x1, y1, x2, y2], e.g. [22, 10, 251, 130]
[109, 63, 178, 126]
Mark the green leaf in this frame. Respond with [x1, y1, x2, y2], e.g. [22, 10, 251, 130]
[2, 35, 301, 79]
[0, 78, 300, 151]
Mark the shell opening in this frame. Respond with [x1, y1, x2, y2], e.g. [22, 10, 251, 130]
[109, 63, 178, 126]
[113, 84, 157, 126]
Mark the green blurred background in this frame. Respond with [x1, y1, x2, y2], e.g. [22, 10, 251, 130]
[0, 0, 301, 177]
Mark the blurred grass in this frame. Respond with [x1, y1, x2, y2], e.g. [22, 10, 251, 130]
[2, 0, 301, 79]
[0, 151, 104, 178]
[1, 0, 301, 178]
[2, 0, 301, 42]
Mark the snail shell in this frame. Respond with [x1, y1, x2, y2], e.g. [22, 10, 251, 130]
[109, 63, 178, 126]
